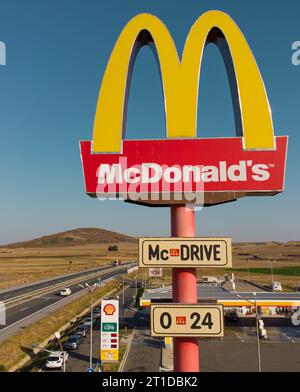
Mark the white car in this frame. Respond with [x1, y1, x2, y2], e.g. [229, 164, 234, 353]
[45, 351, 69, 370]
[60, 288, 71, 296]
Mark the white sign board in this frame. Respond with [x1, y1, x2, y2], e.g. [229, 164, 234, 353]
[139, 237, 232, 268]
[149, 267, 163, 277]
[100, 299, 119, 361]
[151, 304, 224, 337]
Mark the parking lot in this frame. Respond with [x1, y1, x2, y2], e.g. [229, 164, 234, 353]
[200, 326, 300, 372]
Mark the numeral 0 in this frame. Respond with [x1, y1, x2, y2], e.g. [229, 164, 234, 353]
[160, 312, 172, 329]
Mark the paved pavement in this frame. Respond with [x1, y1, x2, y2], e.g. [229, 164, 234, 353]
[121, 321, 162, 372]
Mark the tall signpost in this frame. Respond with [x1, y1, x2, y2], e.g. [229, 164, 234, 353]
[100, 300, 119, 362]
[80, 10, 288, 372]
[171, 206, 199, 371]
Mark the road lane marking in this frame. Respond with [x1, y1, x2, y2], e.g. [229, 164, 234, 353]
[276, 331, 296, 344]
[20, 307, 29, 312]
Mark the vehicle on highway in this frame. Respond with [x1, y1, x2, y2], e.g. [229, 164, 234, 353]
[225, 312, 240, 322]
[64, 335, 84, 350]
[75, 325, 89, 338]
[45, 351, 69, 370]
[60, 288, 71, 296]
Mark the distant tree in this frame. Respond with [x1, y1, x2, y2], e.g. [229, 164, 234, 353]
[108, 245, 118, 251]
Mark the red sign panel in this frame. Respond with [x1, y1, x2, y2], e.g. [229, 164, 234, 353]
[80, 136, 287, 205]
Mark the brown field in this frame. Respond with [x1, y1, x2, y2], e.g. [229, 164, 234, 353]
[1, 238, 300, 291]
[0, 242, 138, 290]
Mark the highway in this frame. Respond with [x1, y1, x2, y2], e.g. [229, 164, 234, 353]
[0, 262, 136, 341]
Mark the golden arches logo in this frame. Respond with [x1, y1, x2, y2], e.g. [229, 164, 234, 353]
[92, 10, 275, 153]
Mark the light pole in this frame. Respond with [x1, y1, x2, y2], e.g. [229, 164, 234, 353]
[267, 260, 274, 291]
[122, 269, 125, 306]
[247, 260, 250, 282]
[54, 332, 66, 372]
[235, 292, 262, 372]
[79, 280, 100, 369]
[253, 293, 262, 372]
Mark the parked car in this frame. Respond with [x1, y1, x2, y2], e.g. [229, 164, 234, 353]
[64, 335, 84, 350]
[45, 351, 69, 370]
[225, 312, 239, 322]
[60, 288, 71, 296]
[92, 308, 101, 318]
[75, 325, 89, 338]
[83, 316, 95, 327]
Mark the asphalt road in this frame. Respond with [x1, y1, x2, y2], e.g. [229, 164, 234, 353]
[0, 263, 136, 338]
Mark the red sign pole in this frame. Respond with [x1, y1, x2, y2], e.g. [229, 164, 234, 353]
[171, 205, 199, 372]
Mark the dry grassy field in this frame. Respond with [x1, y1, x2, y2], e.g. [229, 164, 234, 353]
[0, 242, 138, 290]
[0, 238, 299, 291]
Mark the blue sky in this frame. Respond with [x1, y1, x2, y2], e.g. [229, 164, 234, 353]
[0, 0, 299, 244]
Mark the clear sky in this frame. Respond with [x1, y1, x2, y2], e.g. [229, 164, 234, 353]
[0, 0, 299, 244]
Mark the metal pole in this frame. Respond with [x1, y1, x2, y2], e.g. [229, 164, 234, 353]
[63, 352, 66, 373]
[171, 205, 199, 372]
[122, 271, 125, 306]
[247, 261, 250, 282]
[271, 261, 274, 291]
[90, 291, 93, 369]
[254, 293, 262, 372]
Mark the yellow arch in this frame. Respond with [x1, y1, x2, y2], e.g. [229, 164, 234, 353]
[92, 11, 275, 153]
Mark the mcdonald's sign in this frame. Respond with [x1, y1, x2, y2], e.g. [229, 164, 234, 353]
[80, 11, 288, 206]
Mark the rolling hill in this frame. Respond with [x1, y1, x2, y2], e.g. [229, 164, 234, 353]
[2, 228, 136, 248]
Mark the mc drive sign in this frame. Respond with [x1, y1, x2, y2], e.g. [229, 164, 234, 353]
[139, 238, 232, 268]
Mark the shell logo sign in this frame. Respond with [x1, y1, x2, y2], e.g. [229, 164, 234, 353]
[80, 11, 287, 206]
[103, 303, 116, 316]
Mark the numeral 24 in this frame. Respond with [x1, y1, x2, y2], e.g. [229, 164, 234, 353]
[190, 312, 213, 329]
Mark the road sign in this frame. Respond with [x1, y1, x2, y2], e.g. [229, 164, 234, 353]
[149, 267, 163, 277]
[139, 237, 232, 268]
[151, 304, 224, 337]
[86, 368, 94, 373]
[100, 299, 119, 362]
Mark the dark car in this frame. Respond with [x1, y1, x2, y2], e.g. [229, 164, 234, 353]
[64, 335, 84, 350]
[75, 325, 89, 338]
[92, 307, 101, 318]
[225, 312, 239, 322]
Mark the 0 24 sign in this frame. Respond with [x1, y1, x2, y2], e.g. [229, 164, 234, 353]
[151, 304, 224, 337]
